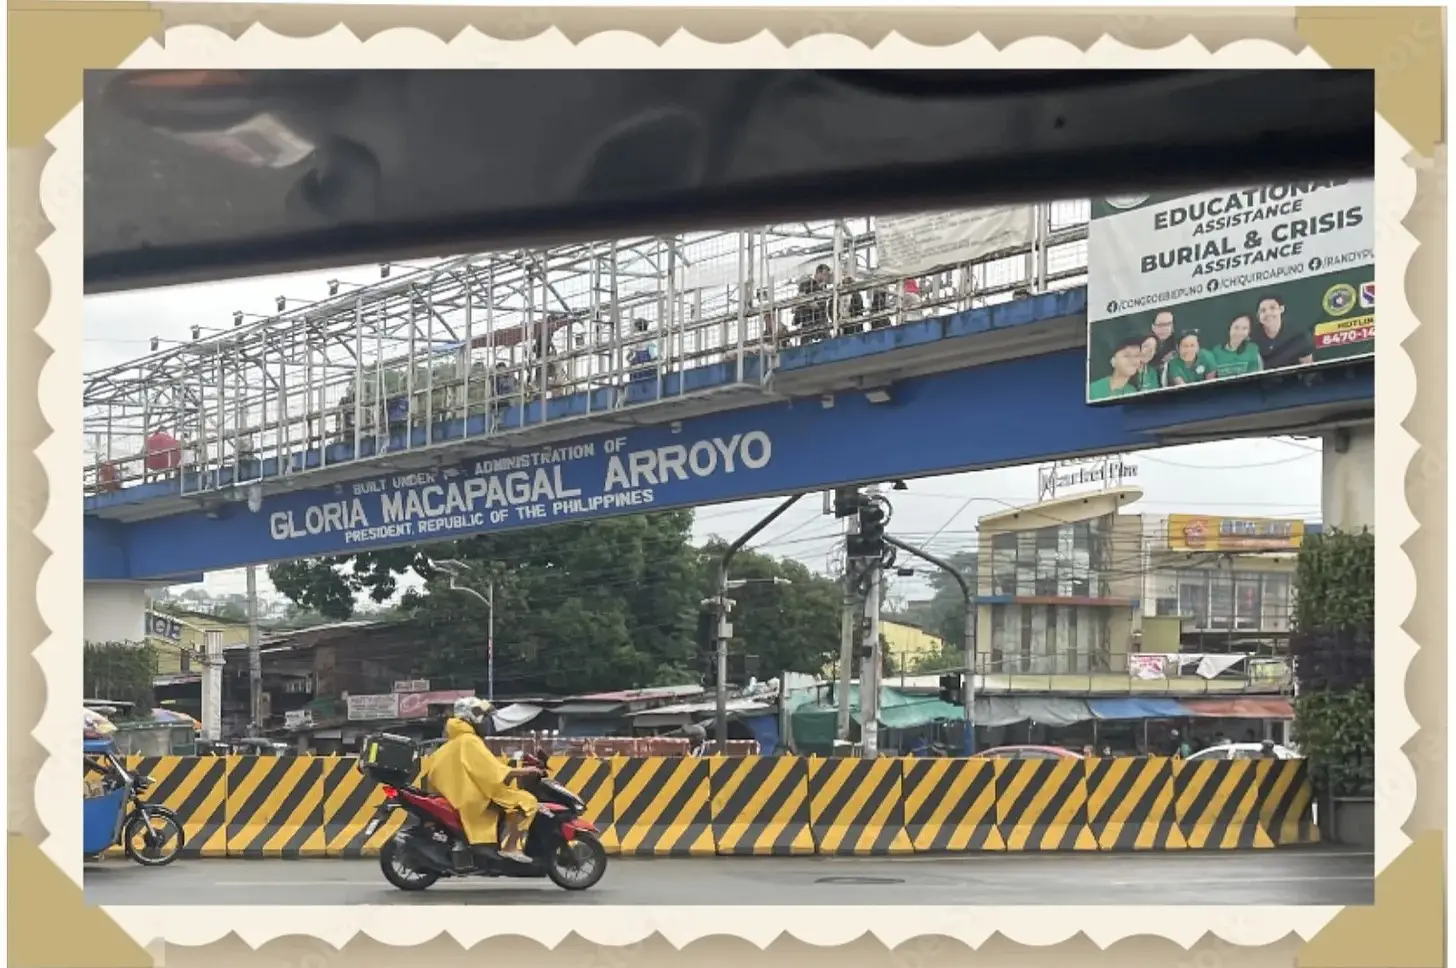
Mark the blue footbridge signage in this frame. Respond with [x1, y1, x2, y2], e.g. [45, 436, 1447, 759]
[267, 431, 773, 549]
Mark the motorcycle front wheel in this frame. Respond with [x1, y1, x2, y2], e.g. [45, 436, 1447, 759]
[379, 836, 440, 891]
[546, 833, 607, 891]
[122, 810, 185, 867]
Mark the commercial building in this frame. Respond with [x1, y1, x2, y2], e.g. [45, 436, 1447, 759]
[975, 487, 1145, 676]
[972, 489, 1308, 675]
[1138, 513, 1307, 654]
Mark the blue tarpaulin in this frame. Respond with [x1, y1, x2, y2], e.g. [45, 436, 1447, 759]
[742, 713, 781, 754]
[1086, 698, 1190, 720]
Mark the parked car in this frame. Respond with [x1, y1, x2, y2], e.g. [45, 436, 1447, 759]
[972, 745, 1084, 760]
[1186, 742, 1300, 761]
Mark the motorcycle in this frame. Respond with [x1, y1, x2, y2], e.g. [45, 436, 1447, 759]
[83, 737, 186, 866]
[365, 750, 607, 892]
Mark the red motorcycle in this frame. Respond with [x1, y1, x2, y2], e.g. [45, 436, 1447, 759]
[364, 751, 607, 892]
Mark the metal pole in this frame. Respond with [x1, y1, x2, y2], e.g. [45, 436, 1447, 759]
[201, 629, 224, 742]
[835, 561, 856, 742]
[884, 534, 977, 754]
[487, 581, 496, 702]
[860, 562, 882, 759]
[246, 565, 262, 734]
[715, 493, 805, 754]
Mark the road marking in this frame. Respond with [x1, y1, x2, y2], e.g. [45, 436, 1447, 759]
[824, 851, 1374, 864]
[214, 880, 383, 887]
[1108, 874, 1372, 886]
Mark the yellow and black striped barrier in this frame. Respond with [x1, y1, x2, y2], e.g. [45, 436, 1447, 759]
[225, 755, 328, 857]
[93, 753, 1319, 858]
[901, 757, 1003, 852]
[1084, 756, 1185, 851]
[995, 756, 1098, 851]
[807, 757, 914, 855]
[709, 755, 815, 855]
[609, 756, 715, 857]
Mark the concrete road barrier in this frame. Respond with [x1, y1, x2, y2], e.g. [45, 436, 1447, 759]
[101, 753, 1319, 858]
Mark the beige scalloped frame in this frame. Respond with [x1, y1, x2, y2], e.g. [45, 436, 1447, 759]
[7, 7, 1445, 968]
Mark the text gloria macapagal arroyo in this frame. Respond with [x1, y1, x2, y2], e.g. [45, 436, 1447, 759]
[268, 431, 773, 542]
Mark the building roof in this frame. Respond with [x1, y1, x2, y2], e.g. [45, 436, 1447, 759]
[978, 487, 1142, 531]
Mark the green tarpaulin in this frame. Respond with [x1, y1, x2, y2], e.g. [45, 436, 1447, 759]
[791, 687, 964, 752]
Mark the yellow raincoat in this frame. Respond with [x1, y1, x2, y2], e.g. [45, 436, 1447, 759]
[426, 717, 538, 846]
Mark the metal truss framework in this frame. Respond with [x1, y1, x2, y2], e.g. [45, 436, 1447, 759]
[84, 202, 1092, 496]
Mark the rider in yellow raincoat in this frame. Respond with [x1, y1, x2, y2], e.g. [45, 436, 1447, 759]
[427, 697, 541, 865]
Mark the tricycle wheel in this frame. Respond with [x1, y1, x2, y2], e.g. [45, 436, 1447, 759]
[123, 811, 185, 867]
[380, 837, 439, 891]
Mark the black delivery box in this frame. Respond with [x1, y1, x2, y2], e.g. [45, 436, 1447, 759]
[358, 732, 420, 787]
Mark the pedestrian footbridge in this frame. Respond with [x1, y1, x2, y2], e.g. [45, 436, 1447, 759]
[84, 213, 1373, 634]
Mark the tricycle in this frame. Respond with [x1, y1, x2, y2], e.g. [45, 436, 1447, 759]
[83, 737, 185, 866]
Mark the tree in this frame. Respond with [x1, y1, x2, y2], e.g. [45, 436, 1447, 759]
[273, 511, 703, 696]
[84, 642, 159, 715]
[887, 551, 978, 650]
[1289, 529, 1374, 797]
[268, 512, 845, 696]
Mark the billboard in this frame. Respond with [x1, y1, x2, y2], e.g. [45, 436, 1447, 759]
[1166, 515, 1306, 553]
[1086, 179, 1374, 403]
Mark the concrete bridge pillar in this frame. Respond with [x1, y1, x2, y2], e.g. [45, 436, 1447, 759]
[84, 581, 153, 643]
[1320, 425, 1375, 533]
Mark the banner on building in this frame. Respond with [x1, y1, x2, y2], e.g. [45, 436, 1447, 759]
[1128, 654, 1167, 680]
[1167, 515, 1306, 552]
[393, 679, 430, 693]
[398, 689, 475, 720]
[145, 611, 183, 643]
[346, 693, 400, 721]
[1085, 179, 1375, 403]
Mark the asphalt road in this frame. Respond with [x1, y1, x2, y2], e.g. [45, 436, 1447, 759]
[86, 848, 1372, 906]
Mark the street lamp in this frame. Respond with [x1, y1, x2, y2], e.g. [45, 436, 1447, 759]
[435, 559, 496, 701]
[725, 576, 793, 591]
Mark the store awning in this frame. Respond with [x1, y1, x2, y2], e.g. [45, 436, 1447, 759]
[1180, 697, 1295, 719]
[1086, 698, 1190, 720]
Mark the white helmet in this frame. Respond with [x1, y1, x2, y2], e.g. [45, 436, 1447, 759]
[452, 696, 493, 725]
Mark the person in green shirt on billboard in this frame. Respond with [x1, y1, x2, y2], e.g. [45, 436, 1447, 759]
[1208, 315, 1264, 379]
[1165, 331, 1217, 386]
[1135, 334, 1163, 391]
[1089, 335, 1146, 401]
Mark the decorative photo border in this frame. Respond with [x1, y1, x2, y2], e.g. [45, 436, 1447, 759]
[8, 7, 1444, 968]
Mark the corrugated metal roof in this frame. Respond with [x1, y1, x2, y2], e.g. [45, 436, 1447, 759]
[574, 684, 703, 702]
[630, 698, 772, 717]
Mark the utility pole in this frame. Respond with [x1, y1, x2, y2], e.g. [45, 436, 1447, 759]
[245, 565, 262, 734]
[712, 493, 805, 754]
[859, 561, 883, 758]
[835, 568, 857, 742]
[885, 534, 978, 754]
[200, 628, 224, 742]
[835, 485, 889, 759]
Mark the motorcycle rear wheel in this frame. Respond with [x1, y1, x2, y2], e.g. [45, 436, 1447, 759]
[546, 834, 607, 891]
[379, 837, 440, 891]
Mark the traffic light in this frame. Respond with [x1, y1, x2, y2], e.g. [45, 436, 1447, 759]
[846, 501, 887, 558]
[696, 603, 718, 651]
[938, 673, 963, 705]
[832, 486, 864, 519]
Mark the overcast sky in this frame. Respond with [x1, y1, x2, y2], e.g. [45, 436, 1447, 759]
[84, 261, 1325, 607]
